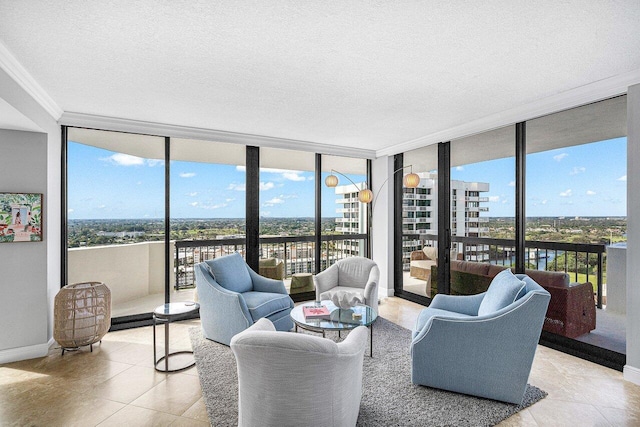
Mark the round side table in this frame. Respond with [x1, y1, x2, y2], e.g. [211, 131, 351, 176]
[153, 301, 200, 372]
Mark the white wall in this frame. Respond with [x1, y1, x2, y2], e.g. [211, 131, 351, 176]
[0, 67, 60, 363]
[0, 129, 49, 362]
[68, 241, 174, 304]
[371, 155, 395, 297]
[625, 84, 640, 385]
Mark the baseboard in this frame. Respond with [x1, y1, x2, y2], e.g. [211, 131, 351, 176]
[624, 365, 640, 385]
[0, 342, 50, 364]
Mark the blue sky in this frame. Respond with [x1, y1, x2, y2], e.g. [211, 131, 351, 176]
[451, 137, 627, 217]
[67, 142, 365, 219]
[68, 137, 626, 219]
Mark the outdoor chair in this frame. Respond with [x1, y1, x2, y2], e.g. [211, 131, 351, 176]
[195, 252, 294, 345]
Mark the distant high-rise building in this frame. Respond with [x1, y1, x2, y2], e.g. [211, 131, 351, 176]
[334, 174, 490, 266]
[333, 183, 368, 257]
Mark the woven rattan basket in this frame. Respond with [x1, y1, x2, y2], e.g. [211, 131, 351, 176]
[54, 282, 111, 352]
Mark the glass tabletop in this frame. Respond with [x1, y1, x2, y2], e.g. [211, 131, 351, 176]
[153, 301, 200, 318]
[291, 300, 377, 331]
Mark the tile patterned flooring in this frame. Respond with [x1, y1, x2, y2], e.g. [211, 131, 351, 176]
[1, 297, 639, 426]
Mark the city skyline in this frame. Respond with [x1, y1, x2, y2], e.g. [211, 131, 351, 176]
[68, 137, 626, 219]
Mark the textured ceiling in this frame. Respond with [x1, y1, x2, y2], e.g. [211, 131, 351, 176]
[1, 1, 639, 154]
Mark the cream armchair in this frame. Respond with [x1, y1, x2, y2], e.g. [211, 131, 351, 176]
[231, 318, 368, 427]
[315, 257, 379, 312]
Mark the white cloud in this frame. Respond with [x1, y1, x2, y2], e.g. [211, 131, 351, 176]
[260, 182, 275, 191]
[282, 172, 306, 181]
[618, 175, 627, 181]
[260, 211, 271, 216]
[559, 189, 572, 197]
[508, 181, 515, 187]
[553, 153, 568, 162]
[180, 172, 196, 178]
[97, 204, 106, 209]
[236, 166, 246, 172]
[137, 181, 142, 185]
[189, 202, 198, 207]
[541, 199, 547, 205]
[146, 159, 164, 167]
[68, 208, 74, 213]
[187, 192, 198, 197]
[586, 190, 596, 196]
[202, 203, 228, 210]
[455, 166, 464, 171]
[228, 183, 246, 191]
[104, 153, 145, 166]
[101, 153, 164, 167]
[488, 196, 500, 202]
[569, 167, 586, 175]
[263, 197, 285, 207]
[225, 198, 235, 202]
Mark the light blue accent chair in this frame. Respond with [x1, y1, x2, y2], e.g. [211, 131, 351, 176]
[411, 271, 551, 404]
[195, 252, 295, 346]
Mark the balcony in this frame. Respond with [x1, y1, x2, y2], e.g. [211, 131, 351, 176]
[401, 233, 625, 355]
[69, 234, 368, 318]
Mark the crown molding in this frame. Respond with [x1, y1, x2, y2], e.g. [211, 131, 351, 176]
[376, 68, 640, 158]
[59, 112, 376, 159]
[0, 41, 63, 120]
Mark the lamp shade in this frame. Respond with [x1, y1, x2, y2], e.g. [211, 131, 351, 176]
[358, 189, 374, 203]
[403, 172, 421, 188]
[325, 174, 339, 187]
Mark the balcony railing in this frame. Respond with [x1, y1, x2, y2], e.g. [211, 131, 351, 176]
[403, 233, 606, 308]
[174, 234, 368, 290]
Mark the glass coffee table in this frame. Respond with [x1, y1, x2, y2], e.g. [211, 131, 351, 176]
[290, 300, 378, 357]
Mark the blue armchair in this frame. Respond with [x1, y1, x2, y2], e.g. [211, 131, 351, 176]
[195, 252, 294, 345]
[411, 270, 551, 404]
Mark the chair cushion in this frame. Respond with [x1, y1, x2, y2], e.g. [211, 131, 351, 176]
[259, 258, 277, 267]
[242, 291, 293, 321]
[413, 307, 472, 339]
[205, 252, 252, 294]
[319, 286, 365, 302]
[336, 258, 375, 289]
[422, 246, 437, 260]
[478, 269, 526, 316]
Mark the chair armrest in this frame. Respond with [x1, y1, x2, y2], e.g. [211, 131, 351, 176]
[413, 292, 549, 348]
[429, 292, 485, 316]
[245, 317, 276, 333]
[248, 268, 288, 294]
[337, 326, 368, 356]
[363, 265, 380, 310]
[195, 264, 253, 343]
[315, 264, 339, 299]
[411, 250, 427, 261]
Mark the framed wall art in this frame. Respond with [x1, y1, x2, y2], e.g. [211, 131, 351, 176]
[0, 193, 43, 242]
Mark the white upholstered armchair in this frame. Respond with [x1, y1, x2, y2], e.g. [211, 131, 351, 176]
[315, 257, 379, 312]
[230, 318, 368, 427]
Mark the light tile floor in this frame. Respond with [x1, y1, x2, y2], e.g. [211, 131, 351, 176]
[1, 297, 639, 426]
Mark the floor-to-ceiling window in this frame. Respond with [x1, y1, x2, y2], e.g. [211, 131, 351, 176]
[66, 128, 166, 320]
[321, 155, 369, 269]
[65, 129, 373, 326]
[400, 144, 438, 301]
[170, 138, 246, 302]
[394, 95, 628, 368]
[527, 96, 627, 360]
[259, 148, 316, 294]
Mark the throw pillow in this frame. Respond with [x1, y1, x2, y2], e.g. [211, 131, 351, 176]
[478, 269, 526, 316]
[205, 252, 253, 293]
[422, 246, 437, 260]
